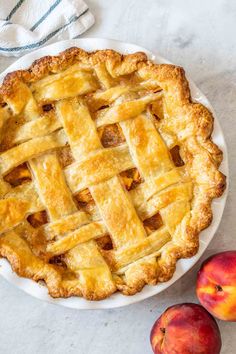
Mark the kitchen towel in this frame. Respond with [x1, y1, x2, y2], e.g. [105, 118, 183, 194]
[0, 0, 94, 56]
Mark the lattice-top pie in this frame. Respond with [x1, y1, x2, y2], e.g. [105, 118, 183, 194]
[0, 47, 226, 300]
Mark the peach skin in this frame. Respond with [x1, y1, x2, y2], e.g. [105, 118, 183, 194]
[150, 303, 221, 354]
[197, 251, 236, 321]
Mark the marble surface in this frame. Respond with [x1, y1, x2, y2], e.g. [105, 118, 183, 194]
[0, 0, 235, 353]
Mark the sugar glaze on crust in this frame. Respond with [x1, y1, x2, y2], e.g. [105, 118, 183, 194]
[0, 47, 226, 300]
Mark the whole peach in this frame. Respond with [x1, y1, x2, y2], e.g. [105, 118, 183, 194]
[197, 251, 236, 321]
[150, 303, 221, 354]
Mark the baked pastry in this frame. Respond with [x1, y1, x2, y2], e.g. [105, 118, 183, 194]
[0, 47, 226, 300]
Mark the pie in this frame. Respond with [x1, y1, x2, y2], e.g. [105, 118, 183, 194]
[0, 47, 226, 300]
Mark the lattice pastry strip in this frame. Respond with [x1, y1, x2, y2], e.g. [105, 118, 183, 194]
[13, 113, 61, 144]
[30, 64, 99, 102]
[0, 130, 67, 175]
[95, 92, 161, 127]
[29, 153, 77, 220]
[3, 80, 40, 119]
[90, 175, 147, 249]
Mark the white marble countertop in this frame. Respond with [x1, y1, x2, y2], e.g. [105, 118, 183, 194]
[0, 1, 235, 353]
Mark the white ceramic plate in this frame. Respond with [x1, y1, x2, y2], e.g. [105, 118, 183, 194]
[0, 38, 228, 309]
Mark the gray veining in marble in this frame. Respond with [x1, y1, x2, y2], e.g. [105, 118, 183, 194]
[0, 1, 235, 353]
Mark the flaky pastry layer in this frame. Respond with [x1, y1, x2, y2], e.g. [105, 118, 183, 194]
[0, 47, 226, 300]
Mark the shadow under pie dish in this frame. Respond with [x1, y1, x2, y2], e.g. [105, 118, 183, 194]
[0, 47, 226, 301]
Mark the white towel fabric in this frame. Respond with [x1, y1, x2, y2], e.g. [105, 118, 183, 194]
[0, 0, 94, 56]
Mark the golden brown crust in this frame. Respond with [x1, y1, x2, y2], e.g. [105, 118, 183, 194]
[0, 47, 226, 300]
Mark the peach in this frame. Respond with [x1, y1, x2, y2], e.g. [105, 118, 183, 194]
[197, 251, 236, 321]
[150, 303, 221, 354]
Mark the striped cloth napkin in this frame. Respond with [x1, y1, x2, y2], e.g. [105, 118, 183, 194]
[0, 0, 94, 56]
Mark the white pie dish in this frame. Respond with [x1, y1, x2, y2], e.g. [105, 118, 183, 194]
[0, 38, 228, 309]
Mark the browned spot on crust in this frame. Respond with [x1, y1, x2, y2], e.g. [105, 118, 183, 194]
[0, 115, 25, 152]
[57, 146, 75, 168]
